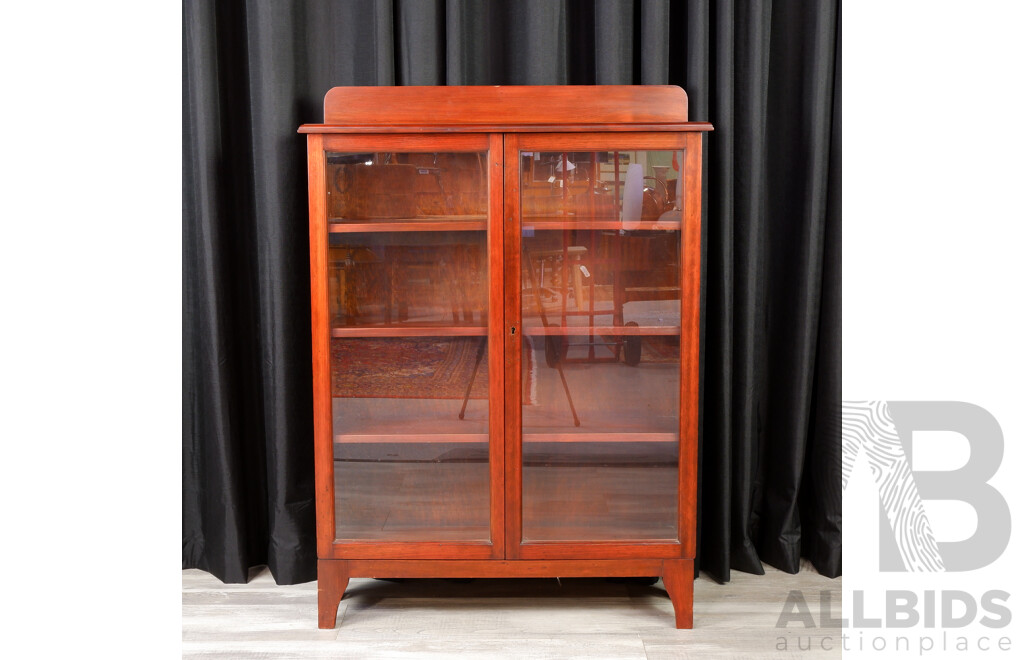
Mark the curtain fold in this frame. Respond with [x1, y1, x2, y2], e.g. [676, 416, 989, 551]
[759, 0, 841, 576]
[183, 0, 841, 585]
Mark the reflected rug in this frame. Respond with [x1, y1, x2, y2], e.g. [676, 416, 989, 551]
[332, 337, 534, 400]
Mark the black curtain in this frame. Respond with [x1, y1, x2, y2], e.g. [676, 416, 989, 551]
[183, 0, 841, 585]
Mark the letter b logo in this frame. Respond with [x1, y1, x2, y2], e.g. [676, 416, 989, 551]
[842, 401, 1011, 572]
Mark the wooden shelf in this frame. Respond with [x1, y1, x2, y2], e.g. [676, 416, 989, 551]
[523, 217, 681, 231]
[334, 323, 678, 339]
[328, 217, 681, 232]
[336, 433, 488, 444]
[522, 325, 679, 336]
[332, 324, 487, 338]
[334, 432, 675, 444]
[329, 215, 486, 233]
[523, 432, 676, 443]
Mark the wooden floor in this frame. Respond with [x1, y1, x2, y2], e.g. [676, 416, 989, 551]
[183, 560, 841, 659]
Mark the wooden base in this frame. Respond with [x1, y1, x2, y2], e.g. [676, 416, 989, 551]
[317, 560, 349, 629]
[662, 558, 695, 628]
[317, 557, 694, 629]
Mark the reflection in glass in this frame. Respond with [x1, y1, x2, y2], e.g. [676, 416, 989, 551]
[520, 150, 682, 542]
[329, 231, 487, 329]
[332, 336, 490, 541]
[327, 152, 490, 542]
[326, 151, 487, 222]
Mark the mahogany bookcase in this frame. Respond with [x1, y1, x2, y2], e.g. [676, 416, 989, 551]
[299, 86, 712, 629]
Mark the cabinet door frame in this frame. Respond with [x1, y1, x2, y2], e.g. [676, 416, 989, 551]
[503, 132, 702, 561]
[309, 132, 506, 560]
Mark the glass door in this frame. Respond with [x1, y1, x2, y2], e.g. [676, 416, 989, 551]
[313, 134, 504, 558]
[505, 134, 697, 559]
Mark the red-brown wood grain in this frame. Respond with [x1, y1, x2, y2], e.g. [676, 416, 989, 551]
[503, 133, 524, 561]
[344, 558, 666, 578]
[316, 559, 349, 629]
[324, 541, 495, 561]
[319, 558, 694, 629]
[307, 134, 336, 559]
[517, 542, 683, 561]
[300, 122, 713, 134]
[522, 325, 680, 336]
[328, 220, 487, 233]
[321, 85, 689, 126]
[304, 86, 711, 630]
[663, 559, 695, 628]
[521, 432, 676, 443]
[521, 218, 682, 231]
[319, 132, 490, 152]
[679, 134, 703, 559]
[507, 132, 689, 151]
[335, 433, 488, 444]
[330, 325, 487, 337]
[509, 132, 689, 560]
[487, 132, 506, 559]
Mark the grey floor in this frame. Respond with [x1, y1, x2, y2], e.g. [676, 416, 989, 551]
[182, 560, 841, 659]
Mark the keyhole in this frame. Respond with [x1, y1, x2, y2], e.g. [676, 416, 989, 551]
[510, 326, 516, 336]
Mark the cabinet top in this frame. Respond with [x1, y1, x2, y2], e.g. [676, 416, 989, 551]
[299, 85, 713, 134]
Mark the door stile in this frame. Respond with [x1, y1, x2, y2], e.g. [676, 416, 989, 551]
[487, 133, 506, 558]
[307, 133, 335, 559]
[503, 134, 524, 559]
[678, 133, 703, 558]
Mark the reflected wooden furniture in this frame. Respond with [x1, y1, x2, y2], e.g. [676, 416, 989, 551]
[301, 86, 712, 629]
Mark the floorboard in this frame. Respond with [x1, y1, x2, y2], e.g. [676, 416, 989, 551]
[182, 560, 841, 659]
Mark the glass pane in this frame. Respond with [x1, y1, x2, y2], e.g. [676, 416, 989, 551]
[327, 151, 487, 224]
[327, 150, 490, 542]
[520, 149, 682, 542]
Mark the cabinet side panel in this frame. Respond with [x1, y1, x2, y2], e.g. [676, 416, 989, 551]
[679, 134, 703, 558]
[308, 134, 335, 557]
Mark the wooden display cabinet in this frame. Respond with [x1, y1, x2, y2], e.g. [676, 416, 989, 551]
[299, 86, 712, 629]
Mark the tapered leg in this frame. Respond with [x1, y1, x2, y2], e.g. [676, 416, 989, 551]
[663, 559, 694, 629]
[318, 559, 350, 629]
